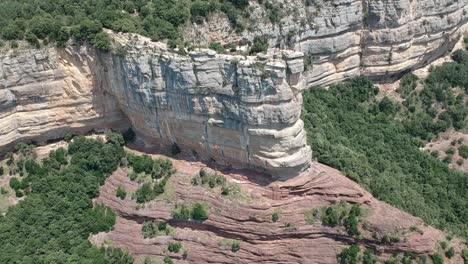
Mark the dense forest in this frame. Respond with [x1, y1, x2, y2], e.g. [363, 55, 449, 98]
[0, 0, 250, 51]
[302, 50, 468, 239]
[0, 134, 134, 263]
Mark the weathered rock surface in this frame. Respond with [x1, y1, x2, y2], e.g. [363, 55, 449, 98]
[92, 151, 465, 264]
[0, 35, 311, 176]
[0, 47, 127, 152]
[183, 0, 468, 86]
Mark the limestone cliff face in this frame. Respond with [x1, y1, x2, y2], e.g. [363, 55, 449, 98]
[183, 0, 468, 86]
[96, 35, 312, 176]
[0, 47, 127, 152]
[0, 36, 312, 176]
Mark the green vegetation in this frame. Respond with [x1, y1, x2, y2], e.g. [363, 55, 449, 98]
[272, 212, 279, 222]
[192, 168, 226, 188]
[0, 134, 133, 262]
[126, 153, 175, 204]
[0, 0, 250, 50]
[164, 256, 174, 264]
[304, 202, 363, 236]
[249, 37, 268, 55]
[302, 72, 467, 238]
[445, 247, 455, 259]
[192, 168, 244, 199]
[338, 245, 360, 264]
[116, 186, 127, 200]
[167, 242, 182, 253]
[459, 145, 468, 159]
[172, 202, 209, 220]
[141, 220, 174, 238]
[220, 239, 241, 252]
[432, 253, 444, 264]
[362, 249, 377, 264]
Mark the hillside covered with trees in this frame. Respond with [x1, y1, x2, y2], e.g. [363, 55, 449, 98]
[0, 134, 134, 263]
[0, 0, 249, 51]
[302, 50, 468, 239]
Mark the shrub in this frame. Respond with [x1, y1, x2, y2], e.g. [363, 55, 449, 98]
[191, 203, 209, 220]
[209, 42, 224, 53]
[91, 32, 111, 52]
[459, 145, 468, 159]
[86, 205, 116, 234]
[9, 178, 21, 191]
[249, 37, 268, 55]
[182, 250, 189, 259]
[322, 207, 339, 226]
[231, 240, 240, 252]
[0, 166, 4, 176]
[362, 249, 377, 264]
[272, 212, 279, 222]
[445, 247, 455, 259]
[15, 190, 24, 198]
[0, 187, 7, 195]
[116, 186, 127, 200]
[172, 203, 209, 220]
[338, 245, 360, 264]
[432, 253, 444, 264]
[167, 242, 182, 253]
[163, 256, 174, 264]
[439, 241, 448, 250]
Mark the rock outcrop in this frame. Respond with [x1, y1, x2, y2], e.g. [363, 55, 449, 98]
[0, 47, 127, 152]
[97, 34, 311, 176]
[91, 155, 465, 264]
[183, 0, 468, 86]
[0, 35, 312, 176]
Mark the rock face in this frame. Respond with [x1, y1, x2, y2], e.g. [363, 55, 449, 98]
[183, 0, 468, 86]
[99, 35, 311, 176]
[0, 35, 312, 176]
[91, 157, 465, 264]
[0, 47, 127, 152]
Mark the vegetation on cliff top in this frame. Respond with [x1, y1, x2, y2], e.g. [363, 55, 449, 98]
[0, 0, 250, 51]
[0, 133, 133, 263]
[302, 50, 468, 239]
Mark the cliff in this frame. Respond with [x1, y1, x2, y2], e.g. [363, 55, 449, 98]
[0, 34, 311, 176]
[183, 0, 468, 86]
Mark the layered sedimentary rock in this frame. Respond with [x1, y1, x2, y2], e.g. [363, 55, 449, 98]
[0, 47, 127, 152]
[183, 0, 468, 86]
[0, 35, 311, 176]
[96, 34, 311, 176]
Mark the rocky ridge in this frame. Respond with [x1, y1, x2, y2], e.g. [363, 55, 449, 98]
[183, 0, 468, 86]
[91, 146, 465, 264]
[0, 34, 311, 176]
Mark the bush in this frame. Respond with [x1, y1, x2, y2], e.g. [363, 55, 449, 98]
[167, 242, 182, 253]
[249, 37, 268, 55]
[459, 145, 468, 159]
[9, 178, 21, 191]
[272, 212, 279, 222]
[91, 32, 111, 52]
[338, 245, 360, 264]
[87, 205, 116, 234]
[116, 186, 127, 200]
[439, 241, 448, 250]
[362, 249, 377, 264]
[445, 247, 455, 259]
[0, 166, 4, 176]
[172, 203, 209, 220]
[208, 42, 224, 53]
[432, 254, 444, 264]
[163, 256, 174, 264]
[191, 203, 209, 220]
[231, 240, 240, 252]
[322, 207, 339, 227]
